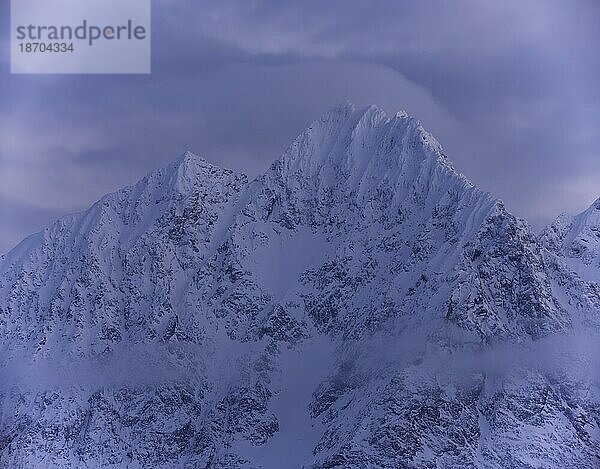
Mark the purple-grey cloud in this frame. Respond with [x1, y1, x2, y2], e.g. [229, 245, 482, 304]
[0, 0, 598, 252]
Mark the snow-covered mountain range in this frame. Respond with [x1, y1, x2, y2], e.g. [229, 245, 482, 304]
[1, 103, 599, 468]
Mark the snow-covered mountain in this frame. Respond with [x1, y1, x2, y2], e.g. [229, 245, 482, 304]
[1, 103, 599, 468]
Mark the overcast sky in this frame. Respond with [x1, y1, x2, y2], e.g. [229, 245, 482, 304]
[1, 0, 599, 253]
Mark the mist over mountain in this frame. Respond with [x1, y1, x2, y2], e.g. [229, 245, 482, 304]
[1, 104, 599, 468]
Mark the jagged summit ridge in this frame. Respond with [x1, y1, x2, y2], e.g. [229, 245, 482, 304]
[278, 103, 459, 184]
[259, 103, 491, 239]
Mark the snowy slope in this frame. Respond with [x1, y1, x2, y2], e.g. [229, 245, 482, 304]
[1, 103, 599, 468]
[541, 198, 600, 283]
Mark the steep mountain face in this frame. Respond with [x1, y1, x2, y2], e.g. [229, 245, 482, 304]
[541, 198, 600, 282]
[538, 199, 600, 337]
[1, 103, 599, 468]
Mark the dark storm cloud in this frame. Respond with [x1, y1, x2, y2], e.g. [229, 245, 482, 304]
[0, 0, 599, 252]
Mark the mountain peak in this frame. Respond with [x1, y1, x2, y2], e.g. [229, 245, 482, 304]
[157, 150, 243, 197]
[318, 102, 404, 127]
[171, 150, 212, 173]
[179, 149, 206, 163]
[274, 103, 465, 200]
